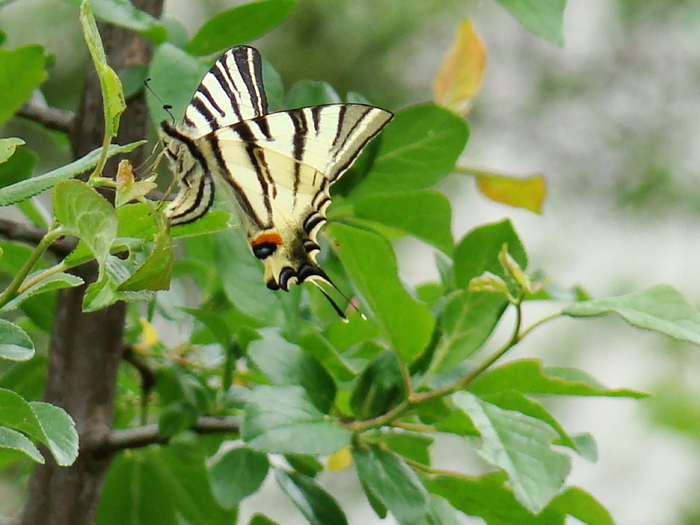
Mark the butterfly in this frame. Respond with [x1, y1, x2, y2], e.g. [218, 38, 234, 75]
[159, 45, 393, 315]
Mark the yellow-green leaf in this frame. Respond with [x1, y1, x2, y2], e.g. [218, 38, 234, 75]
[471, 169, 547, 214]
[433, 19, 486, 116]
[115, 160, 156, 207]
[0, 138, 25, 164]
[80, 0, 126, 180]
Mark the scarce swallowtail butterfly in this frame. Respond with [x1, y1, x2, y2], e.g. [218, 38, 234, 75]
[159, 45, 393, 315]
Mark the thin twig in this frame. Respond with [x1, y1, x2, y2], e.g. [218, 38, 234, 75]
[349, 301, 528, 432]
[0, 223, 64, 309]
[0, 218, 76, 257]
[122, 345, 157, 394]
[93, 416, 240, 455]
[17, 101, 74, 134]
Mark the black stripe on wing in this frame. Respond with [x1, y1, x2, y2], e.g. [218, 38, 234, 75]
[231, 46, 268, 117]
[289, 109, 308, 199]
[204, 131, 268, 230]
[167, 173, 216, 226]
[184, 45, 269, 135]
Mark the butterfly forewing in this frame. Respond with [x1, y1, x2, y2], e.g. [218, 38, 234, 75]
[183, 45, 268, 137]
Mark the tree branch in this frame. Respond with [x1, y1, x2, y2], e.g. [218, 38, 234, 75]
[17, 101, 74, 134]
[122, 345, 156, 394]
[93, 416, 240, 455]
[0, 218, 76, 257]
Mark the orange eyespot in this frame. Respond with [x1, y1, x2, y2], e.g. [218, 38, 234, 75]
[251, 231, 283, 248]
[251, 231, 283, 260]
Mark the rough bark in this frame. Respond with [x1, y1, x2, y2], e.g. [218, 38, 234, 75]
[18, 1, 164, 524]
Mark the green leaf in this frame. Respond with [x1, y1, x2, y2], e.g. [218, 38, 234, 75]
[214, 230, 283, 322]
[147, 43, 209, 125]
[82, 256, 156, 312]
[80, 0, 126, 139]
[284, 80, 342, 108]
[247, 328, 336, 413]
[0, 45, 47, 126]
[0, 141, 143, 207]
[0, 425, 43, 463]
[298, 332, 357, 382]
[0, 137, 25, 164]
[495, 0, 566, 46]
[349, 351, 404, 420]
[117, 212, 173, 291]
[423, 495, 465, 525]
[329, 223, 434, 362]
[62, 0, 166, 42]
[156, 443, 238, 525]
[481, 390, 584, 455]
[0, 355, 47, 401]
[262, 60, 285, 111]
[352, 103, 468, 197]
[171, 209, 231, 238]
[186, 0, 297, 56]
[383, 431, 433, 466]
[208, 447, 269, 508]
[469, 358, 646, 398]
[157, 401, 198, 438]
[275, 468, 348, 525]
[30, 401, 79, 466]
[0, 387, 77, 465]
[453, 218, 527, 290]
[54, 180, 118, 269]
[548, 486, 614, 525]
[243, 385, 351, 455]
[249, 515, 282, 525]
[0, 386, 46, 441]
[353, 445, 428, 524]
[96, 449, 178, 525]
[0, 146, 44, 225]
[426, 472, 550, 524]
[0, 272, 84, 313]
[284, 453, 324, 477]
[428, 290, 506, 377]
[563, 284, 700, 346]
[118, 63, 149, 98]
[351, 190, 454, 254]
[0, 318, 34, 361]
[452, 391, 570, 513]
[429, 474, 613, 525]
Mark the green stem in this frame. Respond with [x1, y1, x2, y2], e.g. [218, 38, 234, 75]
[89, 133, 112, 183]
[17, 261, 70, 295]
[454, 301, 523, 389]
[0, 224, 65, 309]
[345, 399, 410, 433]
[399, 361, 414, 399]
[453, 163, 530, 179]
[518, 310, 563, 340]
[402, 456, 474, 479]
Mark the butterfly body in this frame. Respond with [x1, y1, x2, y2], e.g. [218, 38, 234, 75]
[160, 45, 392, 292]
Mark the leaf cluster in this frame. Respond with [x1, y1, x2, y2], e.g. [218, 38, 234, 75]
[0, 1, 695, 524]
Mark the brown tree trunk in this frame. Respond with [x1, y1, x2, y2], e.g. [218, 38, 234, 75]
[19, 1, 163, 523]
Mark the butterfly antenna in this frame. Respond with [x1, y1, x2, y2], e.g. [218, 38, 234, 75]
[310, 276, 367, 321]
[311, 281, 348, 322]
[144, 77, 176, 121]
